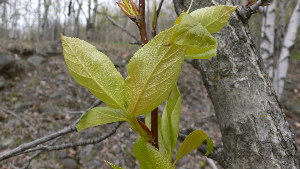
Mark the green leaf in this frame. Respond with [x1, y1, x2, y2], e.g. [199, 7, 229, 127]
[125, 27, 186, 116]
[61, 36, 126, 109]
[190, 5, 237, 34]
[172, 12, 218, 59]
[104, 160, 125, 169]
[144, 112, 151, 129]
[76, 107, 127, 131]
[174, 130, 213, 165]
[133, 137, 175, 169]
[161, 84, 181, 159]
[145, 113, 167, 154]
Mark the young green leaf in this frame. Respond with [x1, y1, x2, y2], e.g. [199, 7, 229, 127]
[125, 27, 186, 116]
[172, 12, 217, 59]
[76, 107, 127, 131]
[190, 5, 238, 34]
[144, 112, 151, 129]
[104, 160, 125, 169]
[174, 130, 213, 165]
[161, 84, 181, 159]
[133, 137, 175, 169]
[145, 113, 167, 154]
[61, 36, 126, 109]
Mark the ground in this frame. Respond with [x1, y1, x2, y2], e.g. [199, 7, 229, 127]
[0, 40, 299, 169]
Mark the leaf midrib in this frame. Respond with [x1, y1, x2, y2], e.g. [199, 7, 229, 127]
[131, 46, 175, 114]
[64, 39, 123, 108]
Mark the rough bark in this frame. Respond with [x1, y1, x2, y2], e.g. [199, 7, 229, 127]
[173, 0, 299, 168]
[273, 0, 300, 96]
[260, 0, 276, 77]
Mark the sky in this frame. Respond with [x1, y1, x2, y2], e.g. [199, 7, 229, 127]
[1, 0, 175, 38]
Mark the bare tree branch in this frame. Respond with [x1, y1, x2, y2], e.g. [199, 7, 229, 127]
[18, 122, 123, 154]
[0, 124, 76, 161]
[21, 137, 62, 169]
[0, 100, 102, 161]
[206, 158, 219, 169]
[105, 15, 141, 45]
[156, 0, 164, 18]
[0, 107, 35, 129]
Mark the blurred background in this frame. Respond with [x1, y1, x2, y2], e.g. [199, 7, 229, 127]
[0, 0, 299, 168]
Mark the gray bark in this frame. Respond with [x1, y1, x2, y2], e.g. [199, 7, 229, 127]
[173, 0, 299, 168]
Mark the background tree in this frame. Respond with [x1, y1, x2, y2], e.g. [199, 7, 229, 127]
[260, 0, 300, 97]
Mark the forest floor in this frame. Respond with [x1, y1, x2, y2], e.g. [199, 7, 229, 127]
[0, 40, 299, 169]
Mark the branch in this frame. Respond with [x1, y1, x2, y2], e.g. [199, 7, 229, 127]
[0, 125, 76, 161]
[137, 0, 148, 45]
[105, 15, 141, 45]
[156, 0, 164, 18]
[151, 108, 159, 149]
[68, 0, 72, 16]
[237, 0, 273, 21]
[0, 100, 102, 162]
[75, 0, 87, 20]
[0, 107, 35, 129]
[18, 122, 123, 154]
[20, 137, 62, 169]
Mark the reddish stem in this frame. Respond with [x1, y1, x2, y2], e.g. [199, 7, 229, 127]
[151, 108, 159, 149]
[136, 0, 148, 45]
[136, 0, 158, 149]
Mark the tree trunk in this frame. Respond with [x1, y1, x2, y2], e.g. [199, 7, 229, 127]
[1, 1, 8, 38]
[74, 0, 82, 37]
[41, 0, 51, 40]
[173, 0, 298, 168]
[37, 0, 41, 41]
[273, 0, 300, 97]
[86, 0, 97, 40]
[260, 0, 276, 77]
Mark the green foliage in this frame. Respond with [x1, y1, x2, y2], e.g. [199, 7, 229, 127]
[125, 26, 185, 116]
[161, 84, 181, 159]
[133, 137, 175, 169]
[61, 36, 126, 109]
[76, 107, 127, 131]
[291, 52, 300, 60]
[190, 5, 238, 34]
[173, 12, 217, 59]
[174, 130, 214, 165]
[61, 5, 237, 169]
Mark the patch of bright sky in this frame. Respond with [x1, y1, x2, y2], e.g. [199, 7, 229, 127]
[4, 0, 175, 34]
